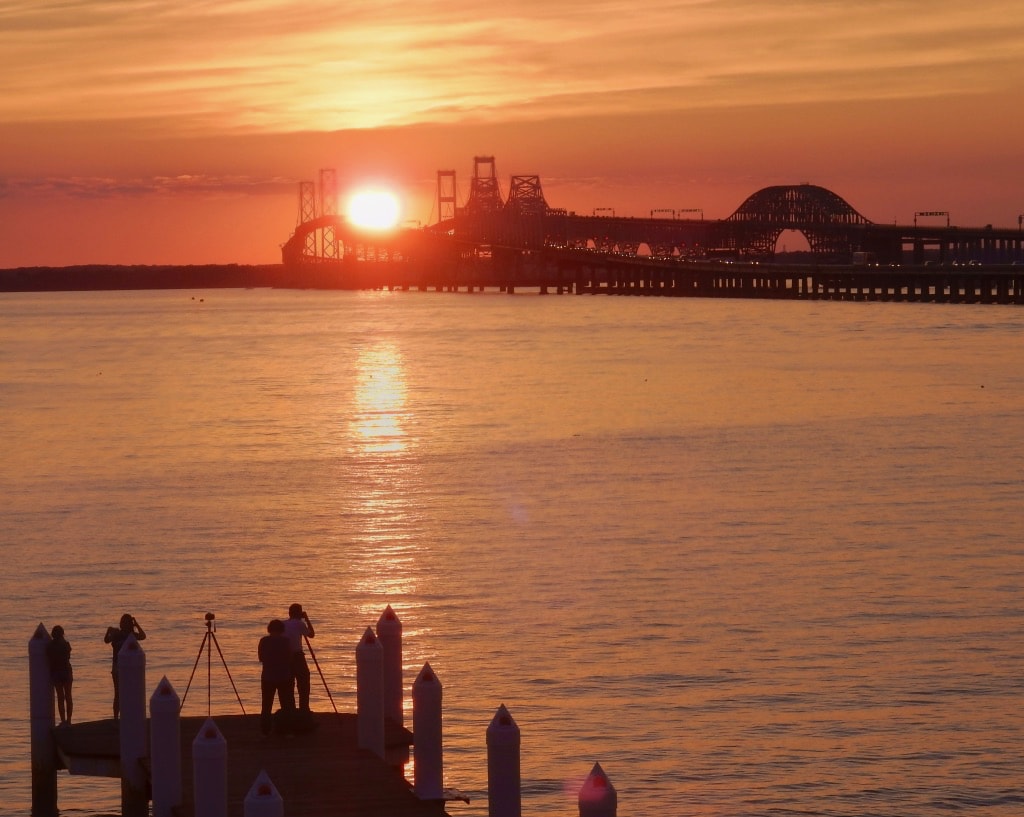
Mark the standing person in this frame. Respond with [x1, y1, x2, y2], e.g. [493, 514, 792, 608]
[258, 619, 294, 735]
[104, 613, 146, 718]
[47, 625, 74, 725]
[283, 603, 315, 711]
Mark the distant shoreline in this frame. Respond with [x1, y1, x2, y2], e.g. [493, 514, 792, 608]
[0, 264, 287, 292]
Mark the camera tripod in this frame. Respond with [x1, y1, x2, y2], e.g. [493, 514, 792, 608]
[181, 612, 246, 716]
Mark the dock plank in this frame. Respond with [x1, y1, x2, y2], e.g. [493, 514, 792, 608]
[54, 713, 450, 817]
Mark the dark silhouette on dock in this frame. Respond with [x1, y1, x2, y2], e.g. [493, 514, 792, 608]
[50, 713, 440, 817]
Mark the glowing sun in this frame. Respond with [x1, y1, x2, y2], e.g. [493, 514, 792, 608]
[347, 190, 401, 230]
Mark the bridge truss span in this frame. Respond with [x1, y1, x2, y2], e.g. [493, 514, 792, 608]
[282, 158, 1024, 271]
[724, 184, 873, 258]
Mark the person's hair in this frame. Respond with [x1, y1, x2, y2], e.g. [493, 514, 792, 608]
[119, 613, 133, 629]
[288, 603, 302, 617]
[51, 625, 64, 639]
[268, 619, 284, 634]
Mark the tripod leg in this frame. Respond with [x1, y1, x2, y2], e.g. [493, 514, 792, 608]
[180, 632, 209, 712]
[210, 632, 247, 715]
[305, 636, 339, 714]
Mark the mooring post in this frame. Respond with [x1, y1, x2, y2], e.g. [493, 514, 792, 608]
[119, 634, 148, 817]
[578, 762, 617, 817]
[243, 770, 283, 817]
[150, 676, 182, 817]
[193, 718, 227, 817]
[486, 704, 521, 817]
[376, 605, 409, 769]
[412, 662, 443, 799]
[29, 623, 57, 817]
[376, 605, 403, 726]
[356, 626, 385, 758]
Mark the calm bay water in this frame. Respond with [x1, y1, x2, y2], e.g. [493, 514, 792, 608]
[2, 288, 1023, 816]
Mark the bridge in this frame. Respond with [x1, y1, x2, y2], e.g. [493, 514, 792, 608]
[280, 157, 1024, 303]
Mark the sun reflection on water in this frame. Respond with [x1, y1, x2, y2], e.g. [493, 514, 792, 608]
[346, 341, 424, 604]
[351, 342, 408, 454]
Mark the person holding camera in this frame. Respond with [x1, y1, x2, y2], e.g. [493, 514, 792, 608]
[283, 603, 315, 711]
[104, 613, 146, 718]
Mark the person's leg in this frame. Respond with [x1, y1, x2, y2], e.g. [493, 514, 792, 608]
[65, 680, 73, 724]
[112, 670, 120, 718]
[276, 680, 294, 712]
[260, 679, 275, 734]
[287, 657, 298, 709]
[296, 655, 311, 710]
[54, 683, 66, 723]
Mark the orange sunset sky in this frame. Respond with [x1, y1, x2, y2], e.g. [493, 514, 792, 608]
[1, 0, 1022, 267]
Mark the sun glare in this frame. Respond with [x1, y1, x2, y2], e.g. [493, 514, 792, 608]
[347, 190, 401, 230]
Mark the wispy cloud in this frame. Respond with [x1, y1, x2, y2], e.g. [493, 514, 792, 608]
[0, 173, 295, 199]
[1, 0, 1022, 134]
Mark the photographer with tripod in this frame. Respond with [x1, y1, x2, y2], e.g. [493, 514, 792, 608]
[284, 603, 315, 711]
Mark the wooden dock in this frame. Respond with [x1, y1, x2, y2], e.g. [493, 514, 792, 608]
[51, 713, 452, 817]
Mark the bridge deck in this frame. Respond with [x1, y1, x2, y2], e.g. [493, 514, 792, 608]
[52, 713, 450, 817]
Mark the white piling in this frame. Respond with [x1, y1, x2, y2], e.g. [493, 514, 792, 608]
[118, 634, 148, 817]
[412, 662, 443, 799]
[356, 626, 385, 758]
[29, 623, 57, 817]
[486, 704, 521, 817]
[150, 676, 182, 817]
[376, 605, 404, 726]
[244, 770, 283, 817]
[578, 762, 617, 817]
[193, 718, 228, 817]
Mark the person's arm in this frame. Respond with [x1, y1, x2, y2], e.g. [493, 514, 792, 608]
[303, 613, 315, 639]
[133, 618, 146, 641]
[104, 627, 118, 643]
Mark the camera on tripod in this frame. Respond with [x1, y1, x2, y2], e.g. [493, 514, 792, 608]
[181, 610, 244, 716]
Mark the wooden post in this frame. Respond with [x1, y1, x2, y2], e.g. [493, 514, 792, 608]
[29, 623, 57, 817]
[244, 770, 283, 817]
[356, 626, 385, 758]
[376, 605, 403, 727]
[412, 662, 443, 799]
[486, 704, 521, 817]
[150, 676, 182, 817]
[192, 718, 227, 817]
[118, 634, 148, 817]
[578, 762, 616, 817]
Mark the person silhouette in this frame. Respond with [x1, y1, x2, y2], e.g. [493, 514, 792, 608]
[258, 619, 294, 735]
[47, 625, 74, 725]
[283, 603, 315, 711]
[104, 613, 146, 718]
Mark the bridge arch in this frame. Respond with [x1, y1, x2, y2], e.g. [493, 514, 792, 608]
[725, 184, 872, 257]
[282, 215, 419, 265]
